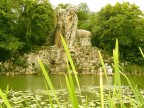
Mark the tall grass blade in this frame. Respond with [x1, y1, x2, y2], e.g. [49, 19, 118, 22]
[65, 74, 79, 108]
[113, 39, 121, 87]
[43, 76, 54, 108]
[121, 72, 144, 105]
[38, 58, 61, 107]
[67, 62, 79, 104]
[113, 39, 126, 107]
[67, 62, 79, 107]
[139, 47, 144, 58]
[98, 51, 108, 82]
[100, 72, 104, 108]
[60, 35, 80, 90]
[0, 89, 11, 108]
[98, 51, 114, 107]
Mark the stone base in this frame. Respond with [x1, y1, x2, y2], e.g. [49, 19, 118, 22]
[1, 46, 113, 75]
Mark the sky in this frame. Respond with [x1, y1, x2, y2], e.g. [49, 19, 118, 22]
[49, 0, 144, 12]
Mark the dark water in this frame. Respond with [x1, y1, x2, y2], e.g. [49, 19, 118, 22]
[0, 75, 144, 90]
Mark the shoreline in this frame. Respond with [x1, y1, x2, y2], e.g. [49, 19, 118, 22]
[0, 71, 144, 76]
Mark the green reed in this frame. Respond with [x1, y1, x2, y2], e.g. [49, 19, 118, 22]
[0, 37, 144, 108]
[0, 89, 11, 108]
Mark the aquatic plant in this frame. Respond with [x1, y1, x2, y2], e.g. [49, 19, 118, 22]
[0, 37, 144, 107]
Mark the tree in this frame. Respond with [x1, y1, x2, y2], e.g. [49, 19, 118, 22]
[91, 2, 144, 65]
[0, 0, 24, 61]
[77, 3, 91, 30]
[17, 0, 56, 51]
[0, 0, 56, 61]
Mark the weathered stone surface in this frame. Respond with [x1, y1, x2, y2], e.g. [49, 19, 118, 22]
[55, 5, 78, 48]
[54, 5, 92, 50]
[75, 29, 91, 47]
[0, 5, 114, 75]
[0, 45, 113, 75]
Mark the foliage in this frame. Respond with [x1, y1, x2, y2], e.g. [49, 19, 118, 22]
[37, 39, 144, 108]
[0, 0, 56, 61]
[77, 3, 92, 30]
[123, 63, 144, 74]
[0, 0, 24, 61]
[1, 36, 144, 107]
[91, 2, 144, 65]
[17, 0, 56, 49]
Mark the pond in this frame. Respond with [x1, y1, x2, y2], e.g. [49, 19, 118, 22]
[0, 75, 144, 90]
[0, 75, 144, 107]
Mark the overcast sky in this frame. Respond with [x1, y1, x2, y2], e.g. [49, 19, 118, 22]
[49, 0, 144, 12]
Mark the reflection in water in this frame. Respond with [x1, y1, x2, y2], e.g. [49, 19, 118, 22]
[0, 75, 143, 90]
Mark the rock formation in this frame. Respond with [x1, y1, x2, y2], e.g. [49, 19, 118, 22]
[54, 9, 66, 47]
[75, 29, 91, 46]
[0, 5, 114, 75]
[55, 5, 78, 49]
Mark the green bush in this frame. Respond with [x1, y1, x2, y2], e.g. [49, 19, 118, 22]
[0, 0, 56, 61]
[91, 2, 144, 65]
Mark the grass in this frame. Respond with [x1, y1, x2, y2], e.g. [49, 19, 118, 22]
[0, 37, 144, 107]
[38, 37, 144, 107]
[0, 89, 11, 108]
[139, 47, 144, 58]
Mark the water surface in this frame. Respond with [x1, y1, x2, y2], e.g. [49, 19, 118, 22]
[0, 75, 143, 90]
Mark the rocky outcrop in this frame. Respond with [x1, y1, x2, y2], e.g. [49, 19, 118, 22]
[0, 45, 113, 75]
[28, 46, 99, 74]
[0, 5, 113, 75]
[55, 5, 78, 48]
[75, 29, 91, 47]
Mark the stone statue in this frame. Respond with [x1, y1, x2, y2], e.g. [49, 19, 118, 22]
[65, 5, 78, 49]
[55, 9, 66, 47]
[54, 5, 78, 49]
[75, 29, 91, 46]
